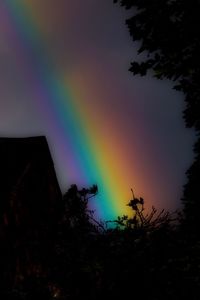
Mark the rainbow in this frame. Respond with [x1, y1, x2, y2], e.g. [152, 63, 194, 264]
[2, 0, 132, 220]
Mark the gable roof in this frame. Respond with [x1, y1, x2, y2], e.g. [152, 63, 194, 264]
[0, 136, 62, 226]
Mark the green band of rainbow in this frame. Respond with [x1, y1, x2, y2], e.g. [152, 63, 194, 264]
[3, 0, 132, 220]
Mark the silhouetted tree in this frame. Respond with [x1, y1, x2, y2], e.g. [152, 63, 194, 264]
[0, 139, 199, 298]
[114, 0, 200, 235]
[2, 181, 200, 299]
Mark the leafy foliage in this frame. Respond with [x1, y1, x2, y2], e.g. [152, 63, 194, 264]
[1, 1, 200, 297]
[114, 0, 200, 233]
[1, 185, 200, 299]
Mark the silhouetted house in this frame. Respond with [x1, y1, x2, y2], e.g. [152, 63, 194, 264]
[0, 137, 63, 286]
[0, 136, 62, 231]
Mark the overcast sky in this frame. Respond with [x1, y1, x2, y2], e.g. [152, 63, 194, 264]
[0, 0, 195, 217]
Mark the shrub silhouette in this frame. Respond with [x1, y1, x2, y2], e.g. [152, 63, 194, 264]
[1, 184, 200, 299]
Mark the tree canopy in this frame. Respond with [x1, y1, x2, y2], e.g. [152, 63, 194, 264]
[114, 0, 200, 232]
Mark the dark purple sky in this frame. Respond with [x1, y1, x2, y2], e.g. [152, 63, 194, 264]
[0, 0, 195, 217]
